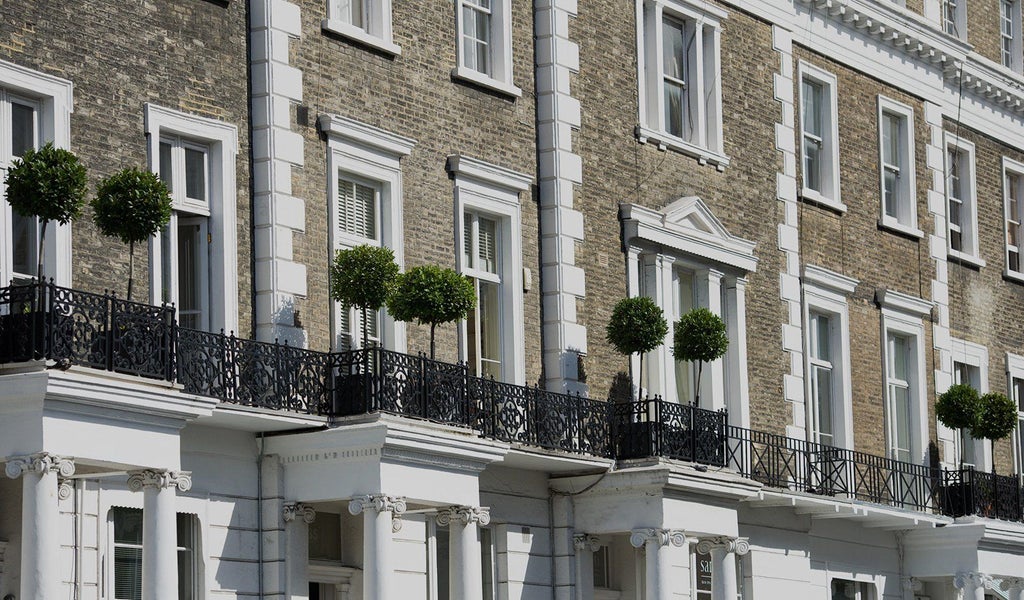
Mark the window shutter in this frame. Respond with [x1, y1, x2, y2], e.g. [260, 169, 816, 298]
[338, 304, 353, 352]
[338, 179, 377, 240]
[478, 217, 497, 274]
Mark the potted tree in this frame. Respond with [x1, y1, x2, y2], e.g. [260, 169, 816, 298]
[387, 265, 476, 361]
[672, 307, 729, 407]
[2, 143, 87, 361]
[605, 296, 668, 459]
[936, 383, 982, 515]
[970, 392, 1019, 517]
[91, 167, 172, 301]
[329, 244, 400, 349]
[672, 307, 729, 464]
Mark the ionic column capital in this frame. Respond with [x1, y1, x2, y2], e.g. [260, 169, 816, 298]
[1002, 577, 1024, 592]
[348, 494, 407, 533]
[954, 572, 992, 591]
[282, 502, 316, 524]
[573, 533, 601, 553]
[5, 453, 75, 479]
[695, 536, 750, 556]
[126, 469, 192, 493]
[57, 478, 74, 501]
[629, 528, 687, 549]
[436, 505, 491, 527]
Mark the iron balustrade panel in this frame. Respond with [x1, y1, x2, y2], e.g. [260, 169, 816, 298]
[527, 387, 586, 453]
[608, 399, 725, 464]
[577, 396, 613, 457]
[419, 353, 470, 426]
[176, 328, 234, 402]
[275, 344, 331, 414]
[48, 284, 113, 370]
[330, 349, 373, 415]
[109, 296, 175, 380]
[944, 468, 1024, 521]
[475, 377, 531, 445]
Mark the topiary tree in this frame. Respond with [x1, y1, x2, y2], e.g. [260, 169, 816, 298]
[606, 296, 668, 401]
[972, 392, 1018, 474]
[936, 383, 982, 470]
[672, 307, 728, 406]
[91, 168, 172, 301]
[330, 245, 400, 348]
[387, 265, 476, 360]
[4, 143, 88, 282]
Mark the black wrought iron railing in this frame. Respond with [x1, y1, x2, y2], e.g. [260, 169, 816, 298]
[943, 467, 1024, 521]
[5, 282, 1024, 523]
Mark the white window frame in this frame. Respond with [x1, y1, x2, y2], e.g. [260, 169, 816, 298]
[1002, 0, 1023, 72]
[877, 96, 921, 238]
[950, 339, 992, 472]
[427, 518, 498, 600]
[145, 103, 239, 335]
[448, 154, 528, 385]
[830, 577, 878, 600]
[798, 62, 843, 211]
[635, 0, 728, 169]
[1007, 352, 1024, 479]
[945, 133, 983, 266]
[453, 0, 520, 97]
[320, 114, 415, 353]
[323, 0, 401, 56]
[802, 265, 858, 450]
[0, 59, 73, 287]
[878, 289, 932, 466]
[942, 0, 967, 38]
[1003, 157, 1024, 281]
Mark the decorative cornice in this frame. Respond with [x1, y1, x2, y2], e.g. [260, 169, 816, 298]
[629, 528, 687, 549]
[282, 502, 316, 524]
[804, 264, 859, 295]
[126, 469, 192, 493]
[573, 534, 601, 553]
[695, 536, 751, 556]
[436, 506, 491, 527]
[5, 453, 75, 479]
[446, 154, 533, 192]
[876, 288, 934, 317]
[348, 494, 408, 533]
[954, 572, 993, 590]
[318, 114, 417, 157]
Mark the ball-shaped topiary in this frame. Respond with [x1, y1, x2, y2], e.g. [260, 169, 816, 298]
[388, 265, 476, 359]
[92, 168, 172, 300]
[4, 142, 88, 281]
[330, 245, 400, 347]
[972, 392, 1017, 443]
[935, 383, 982, 432]
[672, 307, 729, 365]
[605, 297, 668, 357]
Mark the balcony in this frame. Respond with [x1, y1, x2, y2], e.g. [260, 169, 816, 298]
[2, 282, 1023, 524]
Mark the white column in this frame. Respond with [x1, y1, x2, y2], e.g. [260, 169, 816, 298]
[348, 494, 406, 600]
[1001, 577, 1024, 600]
[954, 572, 991, 600]
[127, 469, 192, 600]
[5, 453, 75, 600]
[283, 502, 317, 600]
[696, 268, 725, 410]
[573, 534, 600, 600]
[437, 506, 490, 600]
[724, 276, 750, 429]
[697, 537, 749, 600]
[630, 529, 686, 600]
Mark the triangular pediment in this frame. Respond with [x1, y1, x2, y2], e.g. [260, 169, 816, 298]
[661, 196, 732, 241]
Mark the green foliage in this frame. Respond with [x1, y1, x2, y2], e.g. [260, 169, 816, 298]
[935, 383, 982, 432]
[388, 265, 476, 328]
[92, 168, 172, 245]
[605, 297, 668, 357]
[972, 392, 1018, 442]
[4, 142, 88, 226]
[330, 245, 399, 312]
[672, 308, 728, 364]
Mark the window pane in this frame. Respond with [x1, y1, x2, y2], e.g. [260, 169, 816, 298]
[177, 222, 202, 330]
[481, 528, 494, 600]
[114, 546, 143, 600]
[184, 147, 207, 202]
[593, 546, 610, 589]
[437, 525, 451, 600]
[11, 102, 36, 158]
[11, 212, 36, 278]
[662, 19, 685, 81]
[160, 142, 174, 193]
[884, 170, 899, 218]
[802, 80, 822, 137]
[893, 384, 911, 461]
[176, 514, 195, 600]
[883, 114, 900, 164]
[804, 138, 821, 192]
[114, 508, 144, 544]
[889, 335, 908, 380]
[812, 314, 831, 361]
[815, 365, 834, 443]
[479, 280, 502, 379]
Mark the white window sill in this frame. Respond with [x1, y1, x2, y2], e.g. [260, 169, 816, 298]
[800, 188, 847, 213]
[635, 126, 729, 171]
[948, 249, 986, 269]
[1003, 269, 1024, 284]
[878, 217, 924, 239]
[451, 67, 522, 98]
[321, 19, 401, 56]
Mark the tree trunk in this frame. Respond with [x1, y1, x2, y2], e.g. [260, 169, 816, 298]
[362, 306, 369, 349]
[694, 361, 704, 407]
[429, 323, 436, 360]
[35, 219, 48, 283]
[127, 240, 135, 301]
